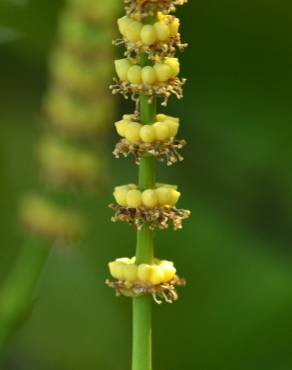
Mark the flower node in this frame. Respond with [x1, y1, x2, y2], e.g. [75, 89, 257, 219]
[106, 275, 186, 304]
[113, 137, 186, 165]
[110, 77, 186, 107]
[109, 203, 190, 230]
[113, 34, 188, 59]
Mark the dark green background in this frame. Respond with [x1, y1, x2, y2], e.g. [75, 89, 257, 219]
[1, 0, 292, 369]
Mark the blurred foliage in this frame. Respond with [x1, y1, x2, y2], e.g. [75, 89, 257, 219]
[1, 1, 292, 370]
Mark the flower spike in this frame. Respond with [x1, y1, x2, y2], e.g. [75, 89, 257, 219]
[107, 1, 189, 369]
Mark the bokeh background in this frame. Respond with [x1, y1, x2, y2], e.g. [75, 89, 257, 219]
[1, 0, 292, 369]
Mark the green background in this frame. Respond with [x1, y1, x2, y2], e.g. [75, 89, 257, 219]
[1, 0, 292, 369]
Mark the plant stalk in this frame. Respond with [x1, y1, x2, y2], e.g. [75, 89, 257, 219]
[0, 239, 50, 358]
[132, 52, 156, 370]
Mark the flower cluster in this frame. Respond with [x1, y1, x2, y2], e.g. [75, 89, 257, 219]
[20, 0, 118, 243]
[109, 257, 176, 284]
[38, 136, 101, 190]
[118, 14, 180, 44]
[44, 88, 111, 138]
[106, 257, 185, 303]
[111, 56, 185, 107]
[108, 0, 189, 303]
[110, 5, 187, 107]
[113, 113, 186, 164]
[114, 12, 186, 57]
[115, 113, 179, 142]
[115, 57, 179, 85]
[113, 183, 180, 207]
[19, 196, 83, 243]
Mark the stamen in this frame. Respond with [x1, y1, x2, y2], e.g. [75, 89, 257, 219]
[109, 203, 191, 230]
[113, 137, 186, 165]
[106, 275, 186, 303]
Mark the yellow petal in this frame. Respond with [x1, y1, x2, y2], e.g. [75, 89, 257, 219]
[154, 21, 170, 41]
[141, 66, 157, 85]
[125, 122, 142, 143]
[139, 125, 156, 143]
[142, 189, 159, 208]
[126, 189, 142, 207]
[127, 65, 142, 84]
[140, 24, 157, 45]
[138, 264, 152, 282]
[124, 264, 138, 282]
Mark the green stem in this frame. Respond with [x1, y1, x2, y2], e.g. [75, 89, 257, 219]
[132, 52, 156, 370]
[132, 295, 152, 370]
[0, 238, 50, 359]
[139, 95, 157, 124]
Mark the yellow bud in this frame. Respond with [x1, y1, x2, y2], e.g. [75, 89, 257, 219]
[141, 66, 157, 85]
[124, 264, 138, 282]
[161, 263, 176, 282]
[156, 113, 167, 121]
[127, 65, 142, 84]
[138, 264, 152, 283]
[125, 122, 141, 143]
[164, 58, 180, 78]
[116, 257, 132, 275]
[115, 59, 131, 81]
[149, 266, 164, 285]
[127, 183, 138, 190]
[125, 20, 143, 43]
[117, 263, 127, 280]
[155, 187, 171, 205]
[169, 17, 180, 37]
[142, 189, 158, 208]
[153, 122, 170, 141]
[154, 21, 170, 41]
[109, 261, 125, 280]
[126, 189, 142, 208]
[154, 63, 172, 82]
[139, 125, 156, 143]
[115, 120, 128, 137]
[113, 187, 129, 206]
[108, 261, 118, 278]
[165, 119, 179, 137]
[117, 16, 131, 36]
[140, 24, 157, 45]
[168, 189, 181, 206]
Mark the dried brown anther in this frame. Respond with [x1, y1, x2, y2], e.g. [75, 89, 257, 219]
[110, 77, 186, 107]
[113, 137, 186, 165]
[109, 203, 190, 230]
[106, 275, 186, 303]
[124, 0, 188, 18]
[113, 33, 188, 59]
